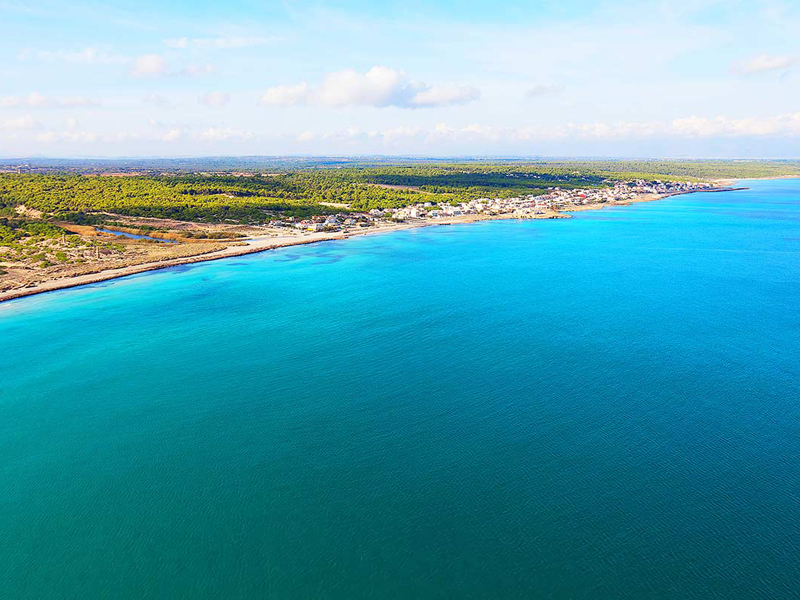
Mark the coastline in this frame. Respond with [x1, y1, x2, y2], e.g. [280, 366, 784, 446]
[0, 186, 741, 305]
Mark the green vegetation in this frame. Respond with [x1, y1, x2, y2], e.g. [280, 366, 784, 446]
[0, 216, 102, 269]
[0, 159, 798, 227]
[0, 219, 66, 242]
[0, 167, 620, 222]
[531, 160, 800, 180]
[0, 174, 340, 223]
[0, 171, 536, 222]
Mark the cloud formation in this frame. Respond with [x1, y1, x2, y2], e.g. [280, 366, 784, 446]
[161, 128, 183, 142]
[1, 116, 43, 131]
[198, 127, 253, 141]
[260, 66, 479, 109]
[180, 64, 215, 77]
[732, 53, 795, 75]
[36, 130, 98, 143]
[130, 54, 168, 78]
[143, 94, 176, 108]
[200, 91, 230, 107]
[165, 36, 275, 49]
[261, 83, 312, 106]
[9, 110, 800, 151]
[129, 54, 214, 78]
[303, 111, 800, 146]
[17, 47, 127, 64]
[0, 92, 98, 108]
[525, 84, 565, 98]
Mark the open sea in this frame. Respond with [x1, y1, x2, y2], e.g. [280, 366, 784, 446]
[1, 179, 799, 599]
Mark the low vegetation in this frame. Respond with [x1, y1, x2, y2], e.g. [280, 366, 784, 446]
[1, 158, 797, 294]
[0, 158, 798, 230]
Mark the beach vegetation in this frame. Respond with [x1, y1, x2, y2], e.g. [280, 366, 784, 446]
[1, 159, 798, 230]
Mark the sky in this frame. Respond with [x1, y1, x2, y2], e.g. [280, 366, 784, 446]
[1, 0, 799, 158]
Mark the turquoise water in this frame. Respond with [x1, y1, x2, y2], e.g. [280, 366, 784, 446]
[1, 179, 799, 599]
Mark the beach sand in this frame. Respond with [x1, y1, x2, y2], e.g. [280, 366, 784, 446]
[0, 189, 730, 304]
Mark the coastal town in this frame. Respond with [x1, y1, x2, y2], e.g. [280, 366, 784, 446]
[0, 177, 728, 302]
[278, 179, 720, 233]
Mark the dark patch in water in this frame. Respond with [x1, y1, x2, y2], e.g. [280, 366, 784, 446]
[83, 280, 119, 290]
[311, 257, 345, 265]
[721, 210, 800, 221]
[164, 263, 208, 275]
[273, 254, 304, 263]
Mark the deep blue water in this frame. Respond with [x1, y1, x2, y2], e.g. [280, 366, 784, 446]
[1, 179, 799, 599]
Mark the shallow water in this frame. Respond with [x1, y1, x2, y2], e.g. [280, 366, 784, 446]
[1, 179, 799, 599]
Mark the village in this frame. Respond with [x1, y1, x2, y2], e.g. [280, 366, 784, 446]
[277, 179, 718, 233]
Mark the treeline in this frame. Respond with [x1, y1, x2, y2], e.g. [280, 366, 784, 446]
[6, 157, 800, 180]
[0, 218, 65, 243]
[0, 172, 451, 220]
[1, 160, 795, 226]
[528, 160, 800, 180]
[0, 174, 342, 223]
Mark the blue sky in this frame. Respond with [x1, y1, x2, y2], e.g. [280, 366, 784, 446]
[1, 0, 799, 157]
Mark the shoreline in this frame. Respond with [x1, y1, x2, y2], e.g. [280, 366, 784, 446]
[0, 186, 742, 305]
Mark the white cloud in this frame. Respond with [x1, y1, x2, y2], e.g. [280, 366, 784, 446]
[525, 84, 565, 98]
[1, 115, 43, 131]
[200, 91, 230, 107]
[409, 84, 480, 107]
[304, 112, 800, 147]
[296, 131, 316, 142]
[10, 112, 800, 154]
[329, 112, 799, 146]
[161, 128, 183, 142]
[166, 36, 276, 49]
[143, 94, 176, 108]
[58, 96, 100, 107]
[260, 83, 312, 106]
[260, 66, 480, 109]
[18, 47, 127, 64]
[380, 125, 424, 141]
[164, 37, 189, 49]
[180, 64, 215, 77]
[36, 130, 98, 143]
[0, 92, 99, 109]
[4, 127, 142, 145]
[315, 66, 408, 107]
[321, 127, 365, 141]
[0, 91, 49, 108]
[129, 54, 213, 78]
[670, 114, 800, 137]
[35, 131, 59, 143]
[130, 54, 168, 78]
[26, 91, 48, 107]
[66, 131, 98, 142]
[733, 53, 795, 75]
[197, 127, 253, 141]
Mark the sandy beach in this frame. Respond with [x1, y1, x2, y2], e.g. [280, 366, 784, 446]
[0, 215, 514, 303]
[0, 188, 733, 304]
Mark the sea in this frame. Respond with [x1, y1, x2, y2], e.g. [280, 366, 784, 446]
[1, 178, 798, 599]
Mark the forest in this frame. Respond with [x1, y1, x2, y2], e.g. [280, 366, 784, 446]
[0, 166, 610, 223]
[1, 159, 798, 226]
